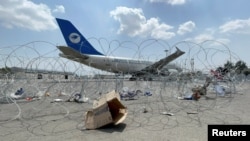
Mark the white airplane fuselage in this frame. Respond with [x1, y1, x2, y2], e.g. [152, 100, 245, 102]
[86, 55, 150, 73]
[60, 52, 180, 74]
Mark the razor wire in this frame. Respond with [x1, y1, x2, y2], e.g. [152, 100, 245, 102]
[0, 39, 248, 139]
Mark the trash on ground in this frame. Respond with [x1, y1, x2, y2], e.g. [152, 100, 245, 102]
[15, 88, 24, 95]
[119, 87, 140, 100]
[161, 111, 174, 116]
[142, 106, 148, 113]
[10, 92, 23, 99]
[214, 83, 232, 96]
[53, 98, 64, 102]
[214, 84, 225, 96]
[67, 93, 89, 103]
[177, 90, 201, 101]
[9, 88, 25, 99]
[178, 77, 211, 101]
[85, 90, 127, 130]
[45, 92, 50, 97]
[144, 91, 152, 96]
[26, 97, 33, 101]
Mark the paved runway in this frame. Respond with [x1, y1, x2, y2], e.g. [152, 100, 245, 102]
[1, 79, 249, 141]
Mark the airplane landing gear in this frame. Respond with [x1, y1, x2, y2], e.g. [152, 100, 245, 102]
[129, 76, 137, 81]
[143, 77, 153, 81]
[129, 75, 153, 81]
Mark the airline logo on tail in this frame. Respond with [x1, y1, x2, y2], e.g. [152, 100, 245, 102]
[69, 33, 81, 44]
[56, 18, 104, 56]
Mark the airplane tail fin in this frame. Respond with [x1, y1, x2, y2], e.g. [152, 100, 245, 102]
[56, 18, 103, 55]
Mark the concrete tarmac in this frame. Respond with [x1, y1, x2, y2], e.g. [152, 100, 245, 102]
[0, 80, 250, 141]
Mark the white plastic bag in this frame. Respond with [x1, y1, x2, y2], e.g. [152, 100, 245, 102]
[214, 85, 225, 96]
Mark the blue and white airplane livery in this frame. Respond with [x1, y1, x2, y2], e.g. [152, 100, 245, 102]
[56, 18, 185, 80]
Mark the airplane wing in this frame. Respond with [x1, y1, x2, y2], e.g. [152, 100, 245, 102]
[134, 47, 185, 76]
[57, 46, 89, 62]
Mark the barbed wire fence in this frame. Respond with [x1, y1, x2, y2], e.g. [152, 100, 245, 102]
[0, 39, 248, 139]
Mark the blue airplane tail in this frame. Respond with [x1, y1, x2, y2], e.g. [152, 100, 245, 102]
[56, 18, 103, 55]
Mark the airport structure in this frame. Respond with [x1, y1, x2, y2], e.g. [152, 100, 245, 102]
[0, 67, 75, 80]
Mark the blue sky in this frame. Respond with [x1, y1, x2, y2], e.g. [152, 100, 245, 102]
[1, 0, 250, 71]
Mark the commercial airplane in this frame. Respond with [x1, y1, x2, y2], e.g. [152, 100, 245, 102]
[56, 18, 185, 80]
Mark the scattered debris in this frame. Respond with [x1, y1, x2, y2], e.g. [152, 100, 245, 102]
[26, 96, 40, 101]
[45, 92, 50, 97]
[142, 106, 148, 113]
[10, 92, 23, 99]
[178, 77, 211, 101]
[214, 84, 225, 96]
[119, 87, 140, 100]
[53, 99, 64, 102]
[67, 93, 89, 103]
[9, 88, 25, 99]
[177, 91, 200, 100]
[144, 91, 152, 96]
[191, 87, 202, 100]
[85, 90, 127, 130]
[161, 111, 174, 116]
[15, 88, 24, 95]
[26, 97, 33, 101]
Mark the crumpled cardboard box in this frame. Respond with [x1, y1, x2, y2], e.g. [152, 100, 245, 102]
[85, 90, 127, 129]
